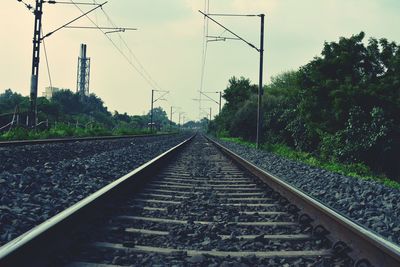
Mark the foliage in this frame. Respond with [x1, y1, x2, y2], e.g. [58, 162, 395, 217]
[0, 89, 29, 112]
[211, 32, 400, 182]
[0, 89, 176, 139]
[0, 123, 160, 141]
[210, 77, 258, 138]
[222, 137, 400, 190]
[147, 107, 170, 129]
[183, 119, 209, 130]
[229, 96, 258, 141]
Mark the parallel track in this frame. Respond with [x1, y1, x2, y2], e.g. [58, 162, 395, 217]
[0, 133, 176, 147]
[0, 134, 399, 266]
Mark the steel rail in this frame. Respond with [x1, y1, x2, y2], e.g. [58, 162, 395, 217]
[0, 134, 195, 266]
[0, 132, 178, 147]
[206, 136, 400, 267]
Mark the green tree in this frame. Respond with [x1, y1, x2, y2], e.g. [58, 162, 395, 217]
[0, 89, 29, 113]
[147, 107, 169, 129]
[210, 32, 400, 180]
[212, 76, 257, 136]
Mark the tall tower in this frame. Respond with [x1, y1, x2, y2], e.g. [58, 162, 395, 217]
[76, 44, 91, 99]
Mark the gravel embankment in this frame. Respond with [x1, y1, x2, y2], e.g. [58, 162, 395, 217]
[0, 134, 191, 246]
[61, 136, 348, 266]
[214, 137, 400, 245]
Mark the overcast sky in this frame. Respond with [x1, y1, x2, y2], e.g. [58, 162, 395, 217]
[1, 0, 400, 121]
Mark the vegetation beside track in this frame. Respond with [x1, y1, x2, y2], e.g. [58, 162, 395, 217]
[210, 32, 400, 183]
[0, 89, 181, 141]
[220, 136, 400, 189]
[0, 124, 176, 141]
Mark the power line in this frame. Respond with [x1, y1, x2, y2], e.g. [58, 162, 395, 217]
[41, 26, 53, 91]
[69, 0, 161, 91]
[199, 10, 260, 52]
[198, 0, 210, 119]
[17, 0, 34, 11]
[42, 2, 107, 40]
[63, 26, 137, 31]
[99, 6, 163, 91]
[206, 13, 259, 17]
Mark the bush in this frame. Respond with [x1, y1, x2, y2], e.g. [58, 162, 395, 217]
[229, 97, 258, 141]
[0, 127, 30, 140]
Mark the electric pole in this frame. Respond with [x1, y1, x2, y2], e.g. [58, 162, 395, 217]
[170, 106, 173, 128]
[21, 0, 131, 128]
[178, 112, 185, 129]
[199, 91, 222, 115]
[256, 14, 265, 149]
[29, 0, 44, 127]
[198, 11, 265, 148]
[150, 89, 154, 132]
[150, 89, 169, 132]
[219, 91, 222, 114]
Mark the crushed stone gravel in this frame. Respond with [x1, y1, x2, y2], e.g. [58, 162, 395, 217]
[0, 134, 190, 246]
[213, 137, 400, 245]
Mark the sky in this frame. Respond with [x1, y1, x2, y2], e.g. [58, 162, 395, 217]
[1, 0, 400, 122]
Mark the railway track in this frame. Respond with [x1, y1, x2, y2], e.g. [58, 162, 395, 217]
[0, 133, 176, 147]
[0, 134, 399, 266]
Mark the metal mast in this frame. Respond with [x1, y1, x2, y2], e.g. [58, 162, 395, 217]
[256, 14, 265, 149]
[77, 44, 91, 99]
[29, 0, 44, 127]
[150, 90, 154, 132]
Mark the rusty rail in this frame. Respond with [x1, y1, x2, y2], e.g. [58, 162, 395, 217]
[206, 136, 400, 267]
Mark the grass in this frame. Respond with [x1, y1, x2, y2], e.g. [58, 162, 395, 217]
[221, 136, 400, 190]
[0, 124, 171, 141]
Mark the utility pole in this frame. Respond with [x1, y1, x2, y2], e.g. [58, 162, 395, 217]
[198, 11, 265, 149]
[199, 91, 221, 115]
[21, 0, 131, 128]
[256, 14, 265, 149]
[150, 90, 154, 132]
[210, 107, 212, 121]
[29, 0, 44, 127]
[169, 106, 179, 129]
[219, 91, 222, 114]
[178, 112, 185, 129]
[150, 89, 169, 132]
[170, 106, 173, 128]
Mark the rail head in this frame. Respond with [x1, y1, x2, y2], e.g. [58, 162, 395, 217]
[206, 135, 400, 267]
[0, 132, 179, 146]
[0, 134, 195, 266]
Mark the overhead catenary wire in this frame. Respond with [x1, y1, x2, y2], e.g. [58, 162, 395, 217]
[98, 6, 163, 91]
[45, 1, 101, 5]
[198, 0, 210, 119]
[17, 0, 34, 11]
[41, 27, 54, 91]
[199, 0, 210, 93]
[199, 10, 260, 52]
[42, 2, 107, 40]
[69, 0, 162, 91]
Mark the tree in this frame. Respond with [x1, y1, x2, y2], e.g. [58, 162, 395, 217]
[212, 76, 258, 136]
[147, 107, 169, 129]
[113, 111, 131, 123]
[52, 90, 82, 115]
[209, 32, 400, 180]
[223, 76, 258, 113]
[0, 89, 29, 114]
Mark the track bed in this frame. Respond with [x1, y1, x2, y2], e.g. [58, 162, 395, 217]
[57, 136, 350, 266]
